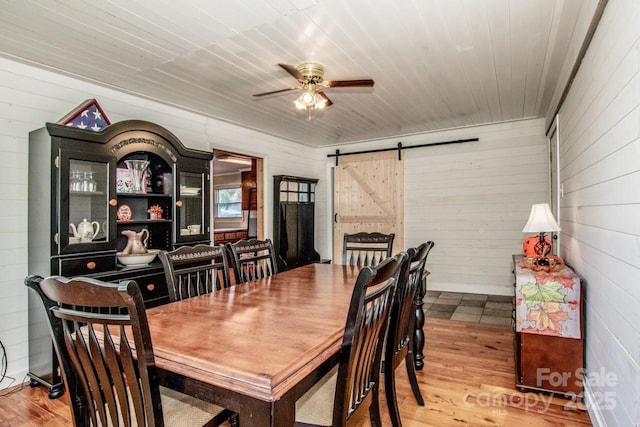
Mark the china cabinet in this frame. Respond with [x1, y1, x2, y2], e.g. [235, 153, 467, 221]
[272, 175, 321, 271]
[27, 120, 212, 397]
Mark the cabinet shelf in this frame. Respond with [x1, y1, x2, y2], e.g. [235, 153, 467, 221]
[117, 192, 172, 198]
[70, 190, 105, 196]
[117, 219, 172, 225]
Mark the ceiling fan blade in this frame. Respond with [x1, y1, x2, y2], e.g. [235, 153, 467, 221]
[252, 87, 299, 97]
[324, 79, 375, 88]
[317, 91, 333, 107]
[278, 63, 303, 81]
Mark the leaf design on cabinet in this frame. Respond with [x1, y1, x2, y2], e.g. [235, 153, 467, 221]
[535, 273, 575, 289]
[521, 282, 564, 307]
[526, 302, 571, 334]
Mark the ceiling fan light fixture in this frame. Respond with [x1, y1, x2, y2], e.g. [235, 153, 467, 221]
[293, 97, 306, 110]
[295, 87, 324, 111]
[315, 96, 327, 109]
[254, 62, 373, 119]
[301, 90, 316, 106]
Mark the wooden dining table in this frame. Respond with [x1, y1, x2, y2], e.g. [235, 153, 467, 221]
[146, 263, 361, 426]
[141, 262, 426, 426]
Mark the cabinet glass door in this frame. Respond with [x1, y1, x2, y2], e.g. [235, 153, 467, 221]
[60, 152, 116, 254]
[177, 171, 205, 239]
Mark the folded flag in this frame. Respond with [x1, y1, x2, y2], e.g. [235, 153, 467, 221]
[58, 99, 111, 131]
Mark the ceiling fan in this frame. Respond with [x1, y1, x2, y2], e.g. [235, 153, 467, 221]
[253, 63, 374, 118]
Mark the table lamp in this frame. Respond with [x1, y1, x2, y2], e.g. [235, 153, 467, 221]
[522, 203, 565, 272]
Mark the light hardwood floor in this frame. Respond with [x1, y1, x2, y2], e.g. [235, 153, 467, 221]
[0, 318, 591, 426]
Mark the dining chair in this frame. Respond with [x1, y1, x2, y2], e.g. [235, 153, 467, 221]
[159, 244, 231, 302]
[24, 274, 235, 427]
[226, 238, 278, 284]
[342, 232, 395, 266]
[384, 242, 434, 427]
[295, 252, 409, 427]
[413, 241, 435, 371]
[159, 245, 240, 426]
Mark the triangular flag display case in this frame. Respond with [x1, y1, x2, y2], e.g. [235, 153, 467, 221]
[57, 98, 111, 131]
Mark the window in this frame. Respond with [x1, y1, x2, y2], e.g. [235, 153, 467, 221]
[215, 187, 242, 218]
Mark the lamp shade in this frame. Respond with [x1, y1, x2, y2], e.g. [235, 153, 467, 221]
[522, 203, 561, 233]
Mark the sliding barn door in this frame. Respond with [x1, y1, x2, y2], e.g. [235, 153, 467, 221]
[333, 151, 404, 263]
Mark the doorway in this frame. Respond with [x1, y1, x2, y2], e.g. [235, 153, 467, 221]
[212, 150, 263, 243]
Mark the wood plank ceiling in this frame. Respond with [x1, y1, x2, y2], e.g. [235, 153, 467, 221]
[0, 0, 594, 147]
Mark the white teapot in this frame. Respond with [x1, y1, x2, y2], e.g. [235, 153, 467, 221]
[70, 219, 100, 243]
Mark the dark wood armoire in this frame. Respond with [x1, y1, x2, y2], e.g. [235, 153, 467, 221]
[272, 175, 320, 271]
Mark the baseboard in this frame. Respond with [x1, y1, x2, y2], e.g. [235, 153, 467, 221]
[0, 368, 28, 391]
[583, 380, 607, 427]
[427, 281, 513, 296]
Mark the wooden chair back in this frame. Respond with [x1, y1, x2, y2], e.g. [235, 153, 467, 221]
[24, 275, 163, 426]
[332, 252, 408, 426]
[226, 238, 278, 284]
[342, 232, 395, 266]
[387, 241, 434, 365]
[384, 241, 434, 425]
[159, 244, 231, 302]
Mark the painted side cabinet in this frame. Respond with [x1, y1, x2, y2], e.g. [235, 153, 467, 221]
[512, 254, 585, 398]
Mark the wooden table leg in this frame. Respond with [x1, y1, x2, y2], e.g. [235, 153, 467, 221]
[272, 394, 296, 427]
[413, 272, 429, 370]
[159, 370, 285, 427]
[237, 400, 275, 427]
[235, 394, 296, 427]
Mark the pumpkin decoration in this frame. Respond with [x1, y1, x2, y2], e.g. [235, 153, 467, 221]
[523, 255, 565, 272]
[523, 234, 564, 272]
[523, 235, 551, 257]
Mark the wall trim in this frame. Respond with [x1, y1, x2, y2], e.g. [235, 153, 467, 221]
[546, 0, 609, 136]
[428, 282, 514, 297]
[583, 380, 606, 427]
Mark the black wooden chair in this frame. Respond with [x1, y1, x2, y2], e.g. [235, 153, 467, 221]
[159, 244, 231, 302]
[412, 241, 435, 371]
[294, 252, 408, 427]
[384, 242, 434, 427]
[342, 232, 395, 266]
[24, 275, 235, 427]
[226, 238, 278, 284]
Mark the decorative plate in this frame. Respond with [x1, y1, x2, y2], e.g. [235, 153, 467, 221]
[117, 204, 132, 221]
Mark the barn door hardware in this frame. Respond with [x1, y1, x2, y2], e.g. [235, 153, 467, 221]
[328, 137, 478, 166]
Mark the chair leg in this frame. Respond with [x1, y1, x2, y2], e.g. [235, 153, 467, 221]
[369, 384, 383, 427]
[405, 354, 425, 406]
[384, 363, 403, 427]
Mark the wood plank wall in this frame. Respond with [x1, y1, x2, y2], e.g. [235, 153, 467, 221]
[555, 0, 640, 425]
[324, 118, 548, 296]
